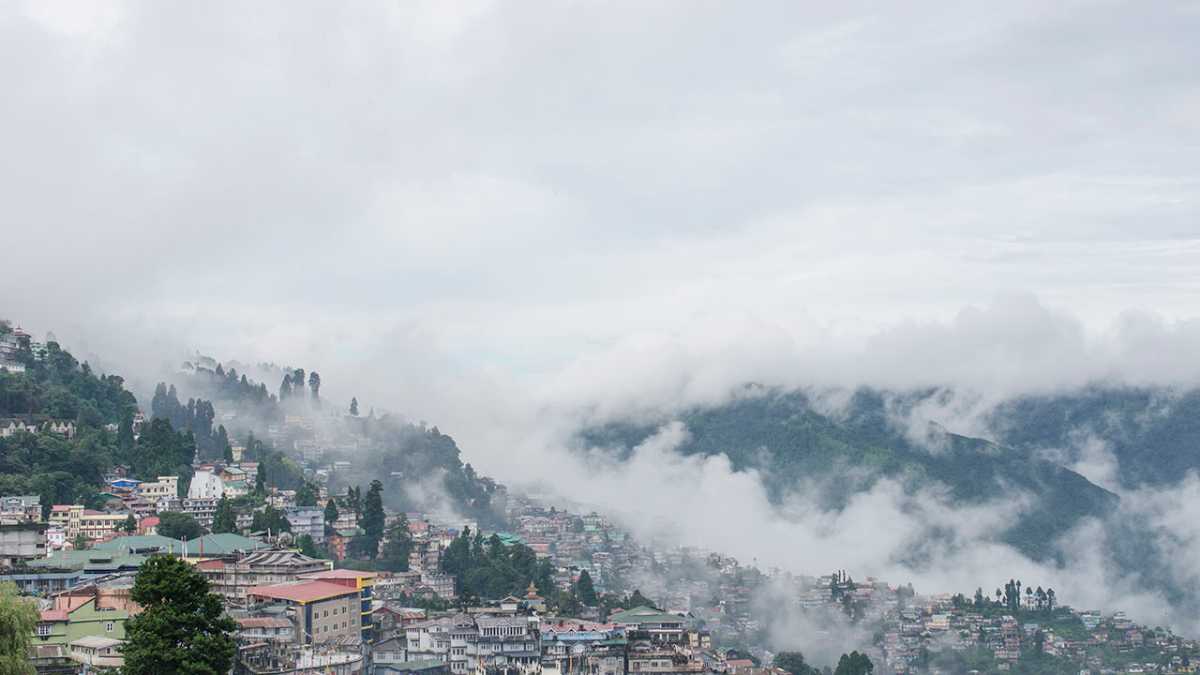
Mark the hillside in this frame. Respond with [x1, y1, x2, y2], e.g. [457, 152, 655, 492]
[581, 387, 1119, 562]
[986, 385, 1200, 488]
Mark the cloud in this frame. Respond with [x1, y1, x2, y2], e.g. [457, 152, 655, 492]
[6, 0, 1200, 637]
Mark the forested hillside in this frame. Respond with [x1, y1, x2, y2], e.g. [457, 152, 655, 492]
[0, 322, 195, 510]
[986, 385, 1200, 488]
[582, 387, 1118, 562]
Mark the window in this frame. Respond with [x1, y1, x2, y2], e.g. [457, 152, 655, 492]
[36, 624, 52, 637]
[104, 622, 114, 632]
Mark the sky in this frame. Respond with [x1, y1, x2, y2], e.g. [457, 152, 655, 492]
[4, 0, 1200, 631]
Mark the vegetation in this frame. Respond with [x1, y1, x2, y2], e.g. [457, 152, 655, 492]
[441, 528, 554, 602]
[773, 652, 818, 675]
[156, 512, 203, 540]
[0, 581, 37, 675]
[122, 556, 236, 675]
[583, 386, 1118, 561]
[211, 497, 237, 534]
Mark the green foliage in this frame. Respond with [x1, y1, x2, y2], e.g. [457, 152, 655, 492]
[295, 481, 319, 507]
[0, 581, 37, 675]
[324, 499, 339, 525]
[774, 652, 818, 675]
[583, 387, 1118, 561]
[250, 505, 290, 535]
[379, 513, 412, 572]
[123, 556, 236, 675]
[833, 651, 873, 675]
[575, 570, 598, 606]
[362, 480, 385, 555]
[131, 418, 195, 492]
[327, 420, 504, 528]
[122, 514, 138, 533]
[441, 527, 554, 601]
[157, 512, 203, 540]
[0, 342, 136, 424]
[211, 497, 237, 534]
[296, 534, 319, 558]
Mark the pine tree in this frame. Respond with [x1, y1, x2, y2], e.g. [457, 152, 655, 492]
[575, 570, 598, 606]
[324, 499, 339, 527]
[362, 480, 385, 558]
[349, 397, 359, 416]
[122, 556, 236, 675]
[212, 497, 237, 534]
[255, 463, 266, 495]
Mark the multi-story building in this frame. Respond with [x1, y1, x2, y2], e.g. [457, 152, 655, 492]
[183, 497, 219, 529]
[50, 506, 127, 541]
[286, 507, 325, 545]
[137, 476, 178, 504]
[196, 550, 330, 600]
[0, 495, 42, 522]
[468, 616, 542, 675]
[0, 522, 47, 565]
[298, 569, 376, 642]
[247, 580, 363, 645]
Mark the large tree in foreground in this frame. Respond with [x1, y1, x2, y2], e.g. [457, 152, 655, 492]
[123, 555, 236, 675]
[0, 581, 37, 674]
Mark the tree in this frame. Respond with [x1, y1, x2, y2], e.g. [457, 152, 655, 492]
[380, 513, 413, 572]
[122, 514, 138, 533]
[308, 371, 321, 400]
[251, 505, 291, 535]
[72, 532, 89, 550]
[295, 481, 319, 507]
[362, 480, 385, 557]
[346, 485, 361, 518]
[123, 555, 236, 675]
[575, 570, 598, 606]
[255, 462, 266, 496]
[157, 511, 203, 540]
[279, 375, 292, 400]
[0, 581, 37, 674]
[833, 651, 873, 675]
[774, 652, 817, 675]
[296, 534, 319, 558]
[349, 397, 359, 416]
[212, 497, 237, 534]
[324, 499, 340, 527]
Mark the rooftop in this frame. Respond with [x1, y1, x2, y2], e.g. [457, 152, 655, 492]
[70, 636, 123, 649]
[248, 580, 359, 604]
[299, 568, 377, 581]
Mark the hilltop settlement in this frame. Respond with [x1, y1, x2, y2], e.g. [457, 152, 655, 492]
[1, 319, 1197, 675]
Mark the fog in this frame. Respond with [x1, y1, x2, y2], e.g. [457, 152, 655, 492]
[4, 0, 1200, 635]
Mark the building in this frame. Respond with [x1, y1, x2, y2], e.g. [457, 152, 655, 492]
[79, 510, 128, 541]
[183, 497, 219, 529]
[189, 471, 225, 499]
[68, 636, 124, 669]
[247, 580, 364, 645]
[469, 615, 542, 675]
[0, 495, 41, 522]
[286, 507, 326, 545]
[0, 522, 47, 565]
[298, 568, 376, 642]
[197, 549, 330, 600]
[137, 476, 178, 504]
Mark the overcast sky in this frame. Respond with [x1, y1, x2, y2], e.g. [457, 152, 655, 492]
[3, 0, 1200, 413]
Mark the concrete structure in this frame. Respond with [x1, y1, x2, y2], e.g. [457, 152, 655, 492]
[247, 580, 363, 645]
[137, 475, 178, 503]
[197, 549, 330, 600]
[0, 495, 41, 522]
[299, 568, 376, 642]
[68, 636, 124, 670]
[286, 507, 326, 545]
[0, 522, 47, 565]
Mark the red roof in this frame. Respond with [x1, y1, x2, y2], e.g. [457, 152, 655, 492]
[299, 569, 377, 580]
[248, 581, 357, 604]
[40, 610, 68, 622]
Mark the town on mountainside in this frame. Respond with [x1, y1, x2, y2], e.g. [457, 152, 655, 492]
[1, 319, 1196, 675]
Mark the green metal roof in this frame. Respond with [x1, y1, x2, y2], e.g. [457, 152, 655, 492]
[185, 533, 268, 555]
[28, 550, 146, 572]
[94, 535, 185, 554]
[607, 606, 686, 626]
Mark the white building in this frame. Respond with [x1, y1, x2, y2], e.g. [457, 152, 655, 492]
[188, 471, 225, 500]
